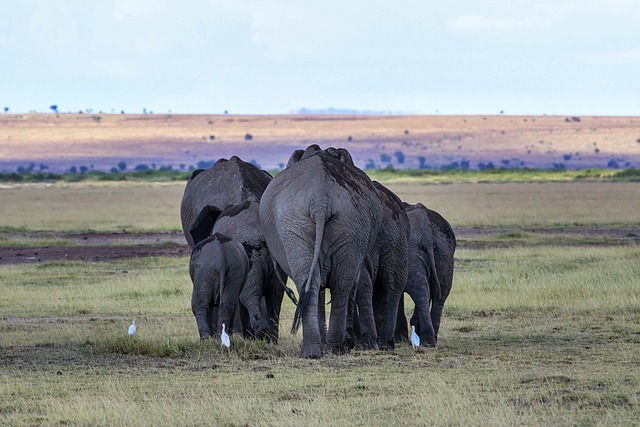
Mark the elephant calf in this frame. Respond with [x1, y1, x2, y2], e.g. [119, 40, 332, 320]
[189, 232, 249, 340]
[396, 203, 456, 346]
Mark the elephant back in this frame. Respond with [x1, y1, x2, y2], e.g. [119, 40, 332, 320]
[181, 156, 271, 247]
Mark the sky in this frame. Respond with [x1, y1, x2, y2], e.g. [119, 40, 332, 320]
[1, 0, 639, 115]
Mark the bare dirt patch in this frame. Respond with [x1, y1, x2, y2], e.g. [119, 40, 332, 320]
[1, 227, 637, 265]
[0, 231, 187, 264]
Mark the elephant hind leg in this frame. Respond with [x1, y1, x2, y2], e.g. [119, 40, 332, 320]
[299, 289, 323, 358]
[394, 295, 409, 343]
[326, 269, 360, 355]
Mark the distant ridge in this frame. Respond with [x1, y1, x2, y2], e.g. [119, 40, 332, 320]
[294, 107, 414, 115]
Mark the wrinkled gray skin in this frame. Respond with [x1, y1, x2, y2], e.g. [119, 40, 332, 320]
[351, 181, 409, 350]
[395, 203, 455, 346]
[260, 145, 382, 358]
[180, 156, 271, 248]
[190, 233, 249, 340]
[211, 200, 285, 342]
[180, 156, 285, 340]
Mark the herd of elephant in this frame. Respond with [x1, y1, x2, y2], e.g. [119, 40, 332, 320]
[180, 144, 456, 358]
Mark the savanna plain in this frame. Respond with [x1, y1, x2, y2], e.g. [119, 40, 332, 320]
[1, 177, 639, 426]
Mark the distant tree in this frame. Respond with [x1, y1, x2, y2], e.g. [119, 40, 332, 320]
[50, 105, 58, 114]
[134, 164, 150, 171]
[3, 107, 8, 113]
[478, 162, 495, 170]
[380, 153, 392, 163]
[209, 135, 215, 140]
[347, 136, 352, 142]
[607, 159, 620, 169]
[69, 165, 78, 174]
[418, 156, 427, 170]
[197, 160, 215, 169]
[79, 165, 89, 173]
[249, 159, 261, 169]
[365, 159, 376, 170]
[245, 133, 253, 141]
[394, 151, 405, 164]
[110, 167, 119, 173]
[117, 161, 127, 171]
[441, 161, 459, 171]
[39, 163, 49, 171]
[460, 160, 470, 170]
[501, 159, 510, 167]
[563, 154, 572, 161]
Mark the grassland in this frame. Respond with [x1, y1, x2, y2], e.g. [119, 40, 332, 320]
[1, 180, 639, 426]
[1, 180, 638, 233]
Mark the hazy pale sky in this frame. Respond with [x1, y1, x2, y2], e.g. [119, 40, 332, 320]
[1, 0, 639, 115]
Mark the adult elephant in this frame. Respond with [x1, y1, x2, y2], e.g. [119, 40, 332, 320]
[211, 200, 286, 342]
[180, 156, 271, 248]
[396, 203, 455, 346]
[189, 233, 248, 340]
[259, 145, 382, 358]
[353, 181, 409, 350]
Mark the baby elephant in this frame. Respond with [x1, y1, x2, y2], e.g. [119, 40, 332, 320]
[189, 233, 249, 340]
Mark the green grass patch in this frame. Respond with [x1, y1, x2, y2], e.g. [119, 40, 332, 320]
[0, 169, 192, 183]
[2, 246, 640, 425]
[2, 167, 639, 185]
[367, 167, 640, 184]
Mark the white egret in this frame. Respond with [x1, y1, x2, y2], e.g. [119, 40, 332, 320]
[411, 325, 420, 350]
[128, 319, 137, 336]
[221, 323, 230, 348]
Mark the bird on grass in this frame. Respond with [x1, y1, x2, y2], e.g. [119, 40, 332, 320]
[411, 325, 420, 350]
[128, 319, 137, 336]
[221, 323, 230, 348]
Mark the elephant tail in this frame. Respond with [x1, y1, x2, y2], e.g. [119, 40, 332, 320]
[427, 248, 442, 306]
[291, 212, 326, 334]
[273, 260, 298, 306]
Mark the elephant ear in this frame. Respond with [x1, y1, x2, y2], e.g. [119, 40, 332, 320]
[190, 205, 222, 245]
[285, 149, 304, 168]
[189, 169, 205, 181]
[299, 144, 322, 161]
[336, 148, 355, 166]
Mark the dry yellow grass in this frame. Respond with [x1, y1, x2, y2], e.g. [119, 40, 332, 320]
[1, 181, 638, 232]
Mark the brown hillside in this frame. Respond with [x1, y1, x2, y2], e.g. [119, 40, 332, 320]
[1, 113, 639, 172]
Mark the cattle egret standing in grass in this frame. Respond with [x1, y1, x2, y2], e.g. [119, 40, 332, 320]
[411, 325, 420, 349]
[128, 319, 136, 336]
[221, 323, 230, 348]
